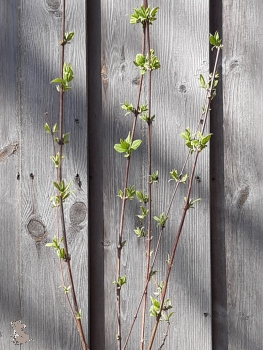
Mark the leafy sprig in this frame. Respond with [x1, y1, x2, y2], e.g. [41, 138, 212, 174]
[51, 63, 74, 92]
[133, 49, 160, 75]
[113, 275, 127, 289]
[114, 132, 142, 157]
[180, 128, 212, 153]
[153, 213, 168, 228]
[129, 6, 159, 25]
[169, 169, 188, 184]
[51, 180, 73, 207]
[117, 185, 136, 200]
[46, 237, 66, 259]
[209, 31, 223, 51]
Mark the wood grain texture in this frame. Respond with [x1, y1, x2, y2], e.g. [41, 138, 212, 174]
[101, 1, 211, 349]
[220, 1, 263, 349]
[0, 2, 21, 349]
[18, 0, 88, 349]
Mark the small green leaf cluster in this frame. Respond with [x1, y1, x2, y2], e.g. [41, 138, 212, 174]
[153, 281, 164, 297]
[153, 213, 168, 228]
[149, 170, 159, 184]
[63, 31, 74, 44]
[184, 197, 201, 209]
[121, 102, 148, 117]
[44, 122, 58, 134]
[149, 297, 173, 321]
[46, 236, 66, 259]
[140, 113, 155, 124]
[134, 226, 146, 238]
[76, 309, 82, 320]
[199, 72, 219, 99]
[113, 275, 127, 289]
[209, 31, 223, 51]
[54, 133, 69, 145]
[135, 191, 149, 237]
[45, 122, 69, 146]
[51, 63, 74, 92]
[129, 6, 159, 25]
[133, 49, 160, 75]
[136, 190, 149, 204]
[59, 285, 71, 294]
[50, 152, 64, 168]
[117, 185, 136, 200]
[180, 128, 212, 153]
[169, 169, 188, 184]
[114, 132, 142, 158]
[137, 206, 149, 221]
[51, 180, 73, 207]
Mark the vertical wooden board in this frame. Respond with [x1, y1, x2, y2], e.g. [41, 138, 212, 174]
[149, 0, 211, 349]
[0, 1, 21, 349]
[102, 0, 211, 349]
[20, 0, 88, 349]
[222, 1, 263, 349]
[101, 1, 145, 348]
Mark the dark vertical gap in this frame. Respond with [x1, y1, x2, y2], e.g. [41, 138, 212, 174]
[87, 1, 105, 349]
[210, 1, 228, 349]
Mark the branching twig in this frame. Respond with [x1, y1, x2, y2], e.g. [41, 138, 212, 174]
[45, 1, 89, 349]
[147, 45, 222, 350]
[140, 12, 152, 350]
[116, 23, 146, 350]
[122, 42, 222, 350]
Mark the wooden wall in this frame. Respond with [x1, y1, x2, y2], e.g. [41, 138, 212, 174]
[1, 0, 263, 349]
[0, 1, 88, 349]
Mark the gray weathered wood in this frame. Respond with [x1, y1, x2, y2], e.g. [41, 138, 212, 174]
[0, 2, 21, 349]
[0, 0, 88, 349]
[101, 1, 211, 349]
[217, 1, 263, 349]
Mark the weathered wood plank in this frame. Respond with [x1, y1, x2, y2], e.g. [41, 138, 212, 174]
[19, 0, 88, 348]
[101, 1, 211, 349]
[0, 1, 21, 349]
[220, 1, 263, 349]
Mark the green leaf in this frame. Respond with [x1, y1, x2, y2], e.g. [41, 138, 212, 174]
[154, 213, 168, 227]
[199, 74, 206, 89]
[76, 309, 82, 320]
[52, 123, 58, 133]
[51, 78, 64, 84]
[134, 227, 145, 238]
[44, 123, 51, 134]
[131, 139, 142, 151]
[64, 31, 74, 43]
[62, 133, 69, 144]
[114, 144, 126, 153]
[149, 170, 159, 184]
[117, 189, 124, 199]
[134, 53, 145, 66]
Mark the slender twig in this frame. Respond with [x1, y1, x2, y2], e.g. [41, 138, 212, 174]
[146, 46, 222, 350]
[116, 23, 146, 350]
[140, 15, 152, 350]
[122, 45, 222, 350]
[54, 1, 89, 349]
[158, 321, 170, 349]
[147, 152, 199, 349]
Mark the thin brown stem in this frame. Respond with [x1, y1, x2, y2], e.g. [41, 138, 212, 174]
[123, 45, 222, 350]
[158, 321, 170, 349]
[54, 1, 89, 349]
[147, 46, 222, 350]
[147, 151, 199, 349]
[116, 25, 146, 350]
[140, 19, 152, 350]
